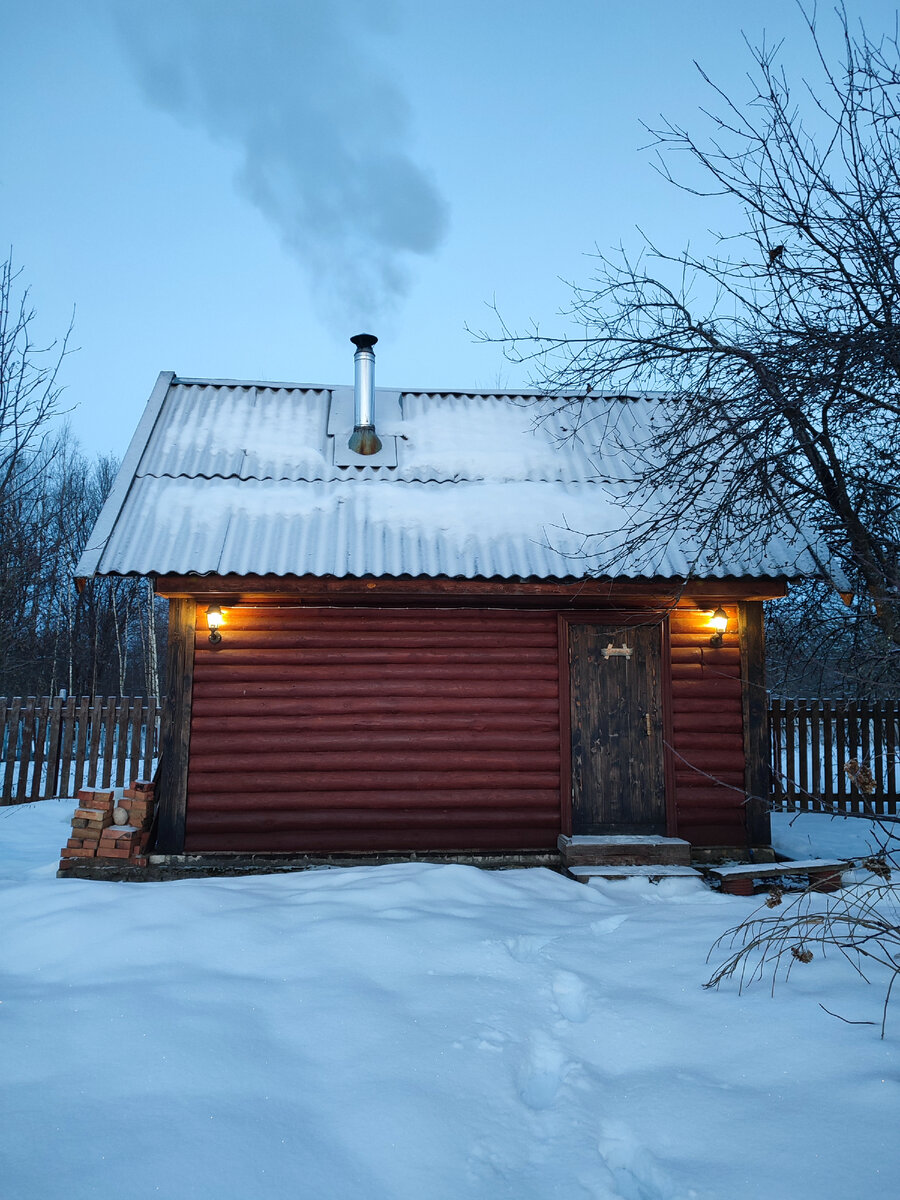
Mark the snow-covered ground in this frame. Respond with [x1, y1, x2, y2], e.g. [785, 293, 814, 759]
[772, 807, 893, 861]
[2, 801, 898, 1200]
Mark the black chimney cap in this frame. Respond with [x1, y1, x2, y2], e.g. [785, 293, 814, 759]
[350, 333, 378, 351]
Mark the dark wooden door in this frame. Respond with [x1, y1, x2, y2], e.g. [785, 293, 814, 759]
[569, 623, 666, 834]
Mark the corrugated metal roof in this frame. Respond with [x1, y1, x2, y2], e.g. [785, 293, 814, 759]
[76, 373, 836, 582]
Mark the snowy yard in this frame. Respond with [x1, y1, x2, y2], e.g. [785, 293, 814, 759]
[2, 802, 898, 1200]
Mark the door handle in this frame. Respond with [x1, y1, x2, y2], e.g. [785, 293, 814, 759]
[645, 712, 652, 736]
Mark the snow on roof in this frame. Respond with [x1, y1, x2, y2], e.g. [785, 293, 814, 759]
[75, 372, 833, 582]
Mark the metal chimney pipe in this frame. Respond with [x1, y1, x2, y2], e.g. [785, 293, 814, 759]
[349, 333, 382, 456]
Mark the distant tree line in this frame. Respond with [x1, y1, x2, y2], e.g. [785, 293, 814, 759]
[0, 253, 165, 700]
[765, 582, 900, 699]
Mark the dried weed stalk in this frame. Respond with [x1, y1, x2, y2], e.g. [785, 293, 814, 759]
[706, 877, 900, 1036]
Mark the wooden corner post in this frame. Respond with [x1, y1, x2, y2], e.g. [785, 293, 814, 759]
[155, 598, 196, 853]
[739, 601, 771, 848]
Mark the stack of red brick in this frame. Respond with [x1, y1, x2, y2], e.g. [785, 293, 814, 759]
[58, 780, 155, 873]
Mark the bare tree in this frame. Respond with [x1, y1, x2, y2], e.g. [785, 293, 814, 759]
[0, 257, 168, 700]
[0, 252, 72, 506]
[480, 6, 900, 670]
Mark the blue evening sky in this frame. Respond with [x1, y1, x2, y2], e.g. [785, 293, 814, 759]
[3, 0, 894, 457]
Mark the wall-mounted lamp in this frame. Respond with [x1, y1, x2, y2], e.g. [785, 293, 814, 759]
[708, 607, 728, 648]
[206, 604, 224, 645]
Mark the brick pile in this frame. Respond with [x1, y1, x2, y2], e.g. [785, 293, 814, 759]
[58, 780, 155, 874]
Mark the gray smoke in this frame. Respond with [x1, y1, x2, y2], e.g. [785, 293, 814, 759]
[112, 0, 448, 319]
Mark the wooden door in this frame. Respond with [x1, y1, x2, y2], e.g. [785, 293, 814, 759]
[568, 623, 666, 834]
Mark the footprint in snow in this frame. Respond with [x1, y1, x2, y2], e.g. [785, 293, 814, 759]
[475, 1026, 506, 1052]
[517, 1031, 569, 1110]
[589, 915, 629, 936]
[502, 933, 558, 962]
[597, 1118, 698, 1200]
[552, 970, 591, 1023]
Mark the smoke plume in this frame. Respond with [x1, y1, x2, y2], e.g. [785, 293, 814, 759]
[112, 0, 448, 319]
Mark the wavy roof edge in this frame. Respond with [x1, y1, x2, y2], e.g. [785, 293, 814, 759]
[90, 568, 802, 584]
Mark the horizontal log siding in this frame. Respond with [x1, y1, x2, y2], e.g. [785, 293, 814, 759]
[669, 608, 747, 845]
[185, 607, 561, 852]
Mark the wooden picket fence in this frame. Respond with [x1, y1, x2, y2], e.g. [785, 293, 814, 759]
[0, 696, 160, 805]
[4, 692, 898, 816]
[769, 697, 900, 815]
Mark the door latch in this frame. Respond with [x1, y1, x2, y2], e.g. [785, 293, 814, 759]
[600, 642, 632, 661]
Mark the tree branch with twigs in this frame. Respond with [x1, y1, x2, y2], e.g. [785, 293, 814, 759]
[475, 4, 900, 663]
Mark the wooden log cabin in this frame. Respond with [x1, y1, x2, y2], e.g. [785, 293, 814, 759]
[75, 337, 830, 865]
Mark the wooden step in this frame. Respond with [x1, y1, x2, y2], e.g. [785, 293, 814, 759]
[558, 834, 691, 867]
[567, 864, 702, 885]
[708, 858, 849, 895]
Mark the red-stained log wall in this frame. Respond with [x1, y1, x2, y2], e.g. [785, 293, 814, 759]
[185, 606, 561, 852]
[668, 606, 748, 845]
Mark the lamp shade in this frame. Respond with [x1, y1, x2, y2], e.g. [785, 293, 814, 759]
[710, 607, 728, 634]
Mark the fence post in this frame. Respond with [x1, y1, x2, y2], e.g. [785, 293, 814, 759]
[15, 699, 36, 803]
[45, 696, 64, 798]
[59, 696, 76, 797]
[822, 698, 834, 809]
[1, 698, 19, 805]
[73, 697, 90, 794]
[887, 700, 899, 815]
[28, 697, 51, 802]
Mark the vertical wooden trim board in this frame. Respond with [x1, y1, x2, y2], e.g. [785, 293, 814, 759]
[155, 598, 196, 853]
[556, 615, 573, 838]
[739, 600, 772, 847]
[659, 616, 678, 837]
